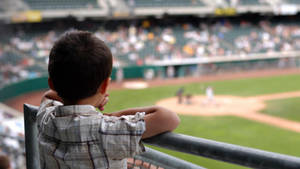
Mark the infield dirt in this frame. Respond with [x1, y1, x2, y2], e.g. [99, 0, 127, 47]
[156, 91, 300, 132]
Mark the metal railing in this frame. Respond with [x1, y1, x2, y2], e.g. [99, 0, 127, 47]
[23, 104, 204, 169]
[24, 104, 300, 169]
[24, 104, 40, 169]
[144, 132, 300, 169]
[133, 147, 205, 169]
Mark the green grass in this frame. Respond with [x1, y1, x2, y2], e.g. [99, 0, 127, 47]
[106, 74, 300, 111]
[153, 115, 300, 169]
[194, 74, 300, 96]
[261, 97, 300, 122]
[104, 73, 300, 169]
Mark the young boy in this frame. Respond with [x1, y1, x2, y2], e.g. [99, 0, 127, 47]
[37, 30, 180, 169]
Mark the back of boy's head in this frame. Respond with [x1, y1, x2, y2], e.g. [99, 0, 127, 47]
[48, 30, 113, 102]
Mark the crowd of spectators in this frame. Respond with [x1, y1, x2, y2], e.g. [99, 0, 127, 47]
[0, 109, 25, 169]
[1, 18, 300, 88]
[233, 21, 300, 55]
[0, 42, 44, 88]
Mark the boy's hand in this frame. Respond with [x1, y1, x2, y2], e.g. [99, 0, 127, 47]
[98, 93, 109, 111]
[41, 90, 63, 103]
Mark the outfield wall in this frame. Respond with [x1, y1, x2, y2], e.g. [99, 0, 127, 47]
[0, 65, 160, 102]
[0, 77, 48, 102]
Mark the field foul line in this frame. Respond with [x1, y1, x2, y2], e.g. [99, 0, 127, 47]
[234, 112, 300, 133]
[250, 91, 300, 101]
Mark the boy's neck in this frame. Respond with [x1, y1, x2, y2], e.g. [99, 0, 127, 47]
[61, 78, 110, 107]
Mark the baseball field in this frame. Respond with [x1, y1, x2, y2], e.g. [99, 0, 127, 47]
[5, 70, 300, 169]
[104, 72, 300, 169]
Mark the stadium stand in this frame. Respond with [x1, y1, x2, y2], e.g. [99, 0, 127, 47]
[0, 43, 45, 88]
[0, 0, 300, 88]
[125, 0, 205, 7]
[0, 103, 25, 169]
[23, 0, 100, 10]
[2, 17, 300, 87]
[287, 0, 300, 4]
[0, 134, 25, 169]
[218, 0, 271, 7]
[239, 0, 265, 5]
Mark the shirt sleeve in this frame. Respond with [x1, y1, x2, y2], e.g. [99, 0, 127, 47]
[100, 112, 146, 160]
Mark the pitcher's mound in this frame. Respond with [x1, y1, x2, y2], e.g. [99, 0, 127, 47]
[156, 95, 265, 116]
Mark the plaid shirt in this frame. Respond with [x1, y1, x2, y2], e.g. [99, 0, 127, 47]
[37, 99, 145, 169]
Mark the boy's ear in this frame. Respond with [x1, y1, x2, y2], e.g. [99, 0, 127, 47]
[48, 77, 55, 90]
[99, 77, 111, 94]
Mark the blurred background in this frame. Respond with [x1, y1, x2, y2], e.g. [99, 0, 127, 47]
[2, 0, 300, 168]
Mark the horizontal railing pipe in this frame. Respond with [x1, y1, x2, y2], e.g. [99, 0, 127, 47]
[143, 132, 300, 169]
[137, 147, 206, 169]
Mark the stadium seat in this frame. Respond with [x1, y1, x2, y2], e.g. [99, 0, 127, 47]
[287, 0, 300, 4]
[126, 0, 205, 7]
[239, 0, 264, 5]
[23, 0, 100, 10]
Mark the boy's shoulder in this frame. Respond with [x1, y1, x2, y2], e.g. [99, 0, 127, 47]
[37, 98, 146, 138]
[37, 98, 101, 124]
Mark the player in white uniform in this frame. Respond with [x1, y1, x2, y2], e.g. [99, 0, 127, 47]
[203, 86, 217, 106]
[206, 86, 214, 102]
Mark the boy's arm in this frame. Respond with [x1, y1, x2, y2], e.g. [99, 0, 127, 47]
[108, 106, 180, 139]
[41, 90, 63, 103]
[106, 106, 158, 117]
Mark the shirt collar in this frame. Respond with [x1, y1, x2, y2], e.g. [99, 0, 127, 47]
[54, 105, 101, 117]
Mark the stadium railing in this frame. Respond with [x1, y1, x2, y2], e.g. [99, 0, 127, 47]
[24, 104, 300, 169]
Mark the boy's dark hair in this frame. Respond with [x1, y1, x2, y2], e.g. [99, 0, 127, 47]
[0, 154, 10, 169]
[48, 30, 113, 102]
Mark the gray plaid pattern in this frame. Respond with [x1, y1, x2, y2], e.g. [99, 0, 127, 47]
[37, 99, 146, 169]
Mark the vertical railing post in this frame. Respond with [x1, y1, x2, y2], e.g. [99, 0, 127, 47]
[24, 104, 40, 169]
